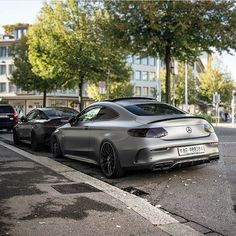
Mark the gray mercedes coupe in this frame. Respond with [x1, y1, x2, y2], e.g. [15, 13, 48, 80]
[51, 97, 219, 178]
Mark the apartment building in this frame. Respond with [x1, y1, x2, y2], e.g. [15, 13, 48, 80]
[128, 55, 161, 100]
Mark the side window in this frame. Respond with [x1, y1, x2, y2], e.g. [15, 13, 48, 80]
[96, 107, 119, 121]
[79, 107, 101, 122]
[35, 111, 48, 120]
[26, 110, 36, 120]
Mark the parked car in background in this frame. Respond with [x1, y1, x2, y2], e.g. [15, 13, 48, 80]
[51, 97, 219, 178]
[0, 104, 18, 131]
[13, 107, 79, 151]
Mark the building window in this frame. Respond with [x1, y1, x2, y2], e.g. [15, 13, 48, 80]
[150, 72, 157, 81]
[0, 83, 6, 92]
[0, 65, 6, 75]
[141, 57, 148, 65]
[134, 71, 141, 81]
[0, 47, 7, 57]
[135, 86, 141, 96]
[143, 87, 149, 96]
[130, 71, 135, 81]
[7, 47, 13, 57]
[9, 83, 16, 93]
[149, 57, 156, 66]
[134, 56, 141, 64]
[150, 87, 157, 97]
[8, 64, 15, 74]
[142, 71, 148, 81]
[127, 55, 133, 64]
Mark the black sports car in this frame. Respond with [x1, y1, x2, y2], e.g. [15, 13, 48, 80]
[13, 107, 79, 151]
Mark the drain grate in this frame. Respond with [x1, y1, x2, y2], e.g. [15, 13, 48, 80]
[51, 183, 102, 194]
[122, 186, 149, 197]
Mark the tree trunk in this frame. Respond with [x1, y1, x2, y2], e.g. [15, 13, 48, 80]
[43, 89, 47, 107]
[165, 45, 171, 104]
[78, 79, 84, 112]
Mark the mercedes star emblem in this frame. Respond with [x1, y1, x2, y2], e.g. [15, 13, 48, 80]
[186, 127, 192, 134]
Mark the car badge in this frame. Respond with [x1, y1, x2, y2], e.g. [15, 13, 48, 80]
[186, 127, 192, 134]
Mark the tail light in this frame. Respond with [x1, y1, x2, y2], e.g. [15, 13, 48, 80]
[128, 127, 168, 138]
[204, 123, 214, 133]
[13, 111, 18, 122]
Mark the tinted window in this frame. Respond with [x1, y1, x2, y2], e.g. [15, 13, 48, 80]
[0, 105, 14, 113]
[125, 103, 184, 116]
[79, 107, 101, 121]
[35, 111, 48, 120]
[96, 107, 119, 120]
[26, 110, 37, 120]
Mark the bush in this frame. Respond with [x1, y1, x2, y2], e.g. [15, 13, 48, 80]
[194, 113, 212, 123]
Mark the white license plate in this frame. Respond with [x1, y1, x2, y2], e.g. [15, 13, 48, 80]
[178, 145, 205, 156]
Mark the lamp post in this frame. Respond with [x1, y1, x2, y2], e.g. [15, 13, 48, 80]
[184, 61, 188, 112]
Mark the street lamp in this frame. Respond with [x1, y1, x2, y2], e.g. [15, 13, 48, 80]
[184, 61, 188, 112]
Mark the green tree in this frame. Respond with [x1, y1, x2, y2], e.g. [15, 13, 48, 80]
[87, 81, 133, 101]
[9, 36, 56, 106]
[105, 0, 236, 103]
[198, 57, 234, 104]
[28, 0, 130, 111]
[160, 62, 196, 106]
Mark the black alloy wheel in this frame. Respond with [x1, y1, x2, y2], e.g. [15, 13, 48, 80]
[13, 129, 20, 145]
[51, 137, 63, 158]
[100, 141, 124, 178]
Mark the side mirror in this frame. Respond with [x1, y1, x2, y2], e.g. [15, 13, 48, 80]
[20, 116, 28, 122]
[68, 116, 77, 126]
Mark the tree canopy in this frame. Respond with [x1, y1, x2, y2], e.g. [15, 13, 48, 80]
[87, 81, 133, 101]
[28, 0, 131, 110]
[9, 36, 56, 106]
[198, 57, 234, 105]
[105, 0, 236, 103]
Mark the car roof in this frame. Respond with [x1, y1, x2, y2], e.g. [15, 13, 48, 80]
[0, 104, 13, 107]
[37, 107, 78, 112]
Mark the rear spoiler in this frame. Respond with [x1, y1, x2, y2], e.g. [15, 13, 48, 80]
[148, 116, 207, 124]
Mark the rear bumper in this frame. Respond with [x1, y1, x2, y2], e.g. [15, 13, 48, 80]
[35, 127, 57, 145]
[150, 154, 219, 171]
[119, 141, 219, 170]
[0, 121, 16, 129]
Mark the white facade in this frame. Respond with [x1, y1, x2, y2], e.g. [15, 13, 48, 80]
[127, 55, 161, 100]
[0, 36, 16, 96]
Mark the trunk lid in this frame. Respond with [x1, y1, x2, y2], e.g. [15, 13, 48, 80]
[137, 116, 212, 140]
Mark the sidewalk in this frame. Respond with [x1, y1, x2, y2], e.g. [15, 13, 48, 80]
[213, 122, 236, 128]
[0, 141, 204, 236]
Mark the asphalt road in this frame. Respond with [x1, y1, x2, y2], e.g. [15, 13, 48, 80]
[0, 127, 235, 236]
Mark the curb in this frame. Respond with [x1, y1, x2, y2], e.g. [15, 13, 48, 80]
[0, 141, 204, 236]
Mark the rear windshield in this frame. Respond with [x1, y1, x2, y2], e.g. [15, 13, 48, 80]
[124, 103, 184, 116]
[0, 106, 14, 113]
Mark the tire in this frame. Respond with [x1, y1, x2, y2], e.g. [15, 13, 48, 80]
[99, 141, 124, 178]
[31, 132, 39, 151]
[51, 136, 63, 158]
[13, 129, 20, 145]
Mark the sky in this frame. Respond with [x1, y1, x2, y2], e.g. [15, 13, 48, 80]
[0, 0, 235, 81]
